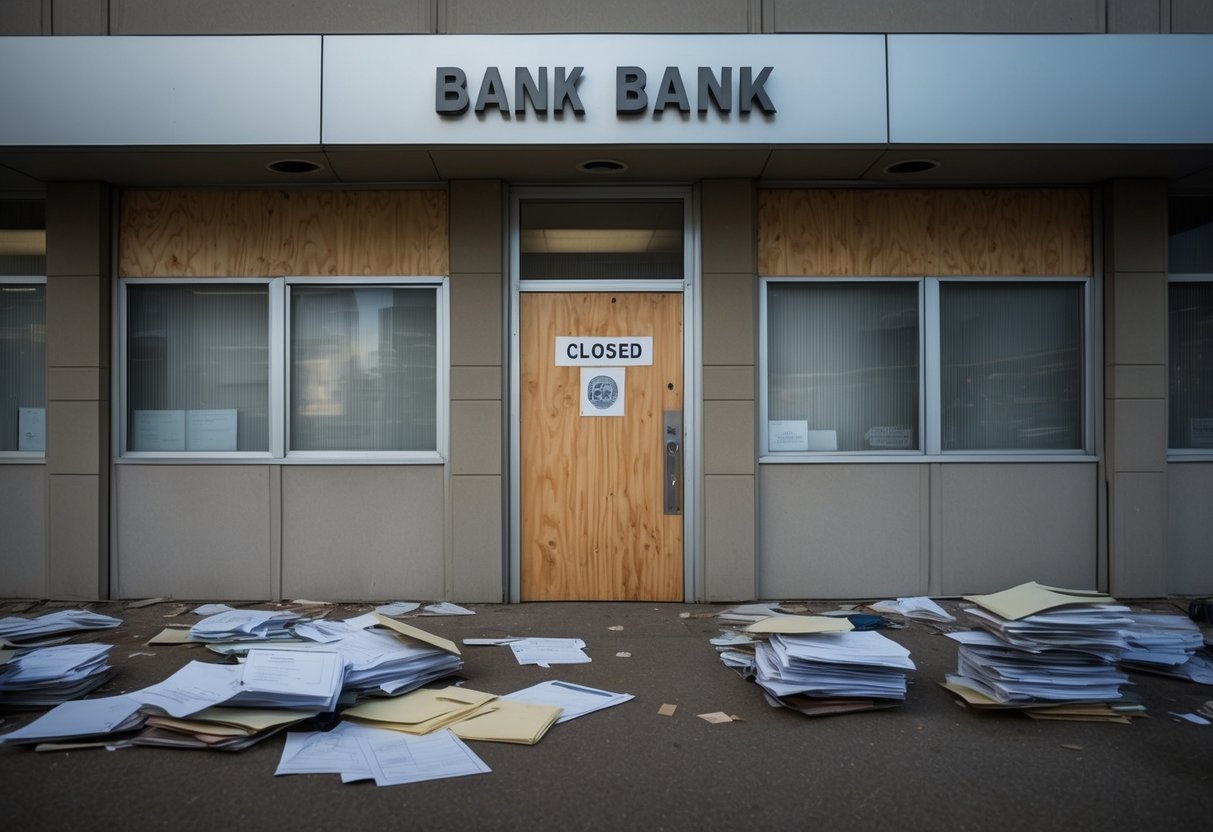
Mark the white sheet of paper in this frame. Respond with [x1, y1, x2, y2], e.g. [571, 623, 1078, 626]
[356, 727, 491, 787]
[130, 660, 242, 717]
[276, 721, 375, 778]
[502, 680, 633, 723]
[0, 694, 144, 744]
[509, 638, 591, 667]
[374, 602, 421, 616]
[421, 602, 475, 616]
[184, 408, 237, 451]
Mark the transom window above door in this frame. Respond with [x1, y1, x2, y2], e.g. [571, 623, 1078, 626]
[518, 200, 683, 281]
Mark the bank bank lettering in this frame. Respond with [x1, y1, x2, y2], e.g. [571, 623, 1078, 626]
[436, 66, 775, 117]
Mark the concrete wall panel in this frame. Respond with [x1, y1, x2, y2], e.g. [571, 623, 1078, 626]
[704, 401, 754, 476]
[115, 465, 273, 599]
[1168, 464, 1213, 594]
[449, 274, 502, 367]
[768, 1, 1101, 33]
[443, 0, 755, 33]
[1108, 0, 1164, 32]
[47, 475, 103, 598]
[702, 275, 754, 366]
[938, 464, 1098, 594]
[452, 475, 504, 602]
[1111, 471, 1168, 596]
[54, 0, 107, 34]
[112, 1, 431, 34]
[1174, 0, 1213, 32]
[759, 464, 926, 598]
[281, 466, 445, 601]
[705, 475, 756, 602]
[0, 1, 44, 35]
[0, 466, 46, 598]
[451, 400, 501, 476]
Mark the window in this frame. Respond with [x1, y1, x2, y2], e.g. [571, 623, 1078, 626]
[1168, 195, 1213, 453]
[761, 278, 1090, 457]
[1, 200, 45, 456]
[120, 278, 446, 460]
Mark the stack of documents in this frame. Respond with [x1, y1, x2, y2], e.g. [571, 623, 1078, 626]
[944, 582, 1134, 708]
[187, 609, 302, 642]
[717, 617, 916, 715]
[0, 693, 145, 745]
[0, 643, 116, 708]
[869, 596, 956, 623]
[343, 686, 496, 735]
[0, 609, 122, 646]
[135, 706, 318, 751]
[1118, 612, 1213, 684]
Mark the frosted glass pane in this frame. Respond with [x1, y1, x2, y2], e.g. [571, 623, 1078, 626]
[767, 282, 919, 452]
[1169, 283, 1213, 449]
[941, 282, 1083, 451]
[0, 284, 45, 452]
[127, 284, 269, 452]
[290, 286, 437, 452]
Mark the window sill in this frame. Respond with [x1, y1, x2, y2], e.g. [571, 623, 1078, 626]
[115, 454, 447, 466]
[759, 453, 1097, 464]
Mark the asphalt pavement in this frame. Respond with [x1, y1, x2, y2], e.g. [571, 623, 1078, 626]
[3, 597, 1211, 831]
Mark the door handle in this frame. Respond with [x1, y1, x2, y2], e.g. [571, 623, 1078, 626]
[663, 411, 682, 515]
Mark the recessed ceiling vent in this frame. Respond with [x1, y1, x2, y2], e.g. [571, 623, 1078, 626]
[267, 159, 323, 174]
[883, 159, 940, 175]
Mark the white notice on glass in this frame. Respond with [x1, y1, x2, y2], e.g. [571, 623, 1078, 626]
[18, 407, 45, 452]
[131, 410, 186, 451]
[580, 367, 625, 417]
[185, 409, 238, 451]
[768, 420, 809, 452]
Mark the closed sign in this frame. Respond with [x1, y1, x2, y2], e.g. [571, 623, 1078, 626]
[555, 336, 652, 366]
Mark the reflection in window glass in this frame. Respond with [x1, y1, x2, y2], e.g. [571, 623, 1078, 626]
[940, 282, 1083, 451]
[290, 286, 436, 452]
[519, 200, 683, 280]
[1169, 283, 1213, 449]
[767, 282, 919, 452]
[127, 284, 269, 452]
[0, 284, 45, 452]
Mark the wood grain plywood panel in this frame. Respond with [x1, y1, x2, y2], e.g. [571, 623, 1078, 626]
[119, 190, 448, 276]
[520, 292, 682, 601]
[758, 189, 1091, 277]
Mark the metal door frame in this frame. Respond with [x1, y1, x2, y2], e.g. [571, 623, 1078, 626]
[507, 185, 701, 602]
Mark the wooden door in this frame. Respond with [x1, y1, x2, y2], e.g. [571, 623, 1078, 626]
[520, 292, 683, 600]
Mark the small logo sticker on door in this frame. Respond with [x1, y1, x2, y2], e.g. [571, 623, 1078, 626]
[580, 367, 625, 416]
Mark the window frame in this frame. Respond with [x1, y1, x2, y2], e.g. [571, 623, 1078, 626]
[1167, 273, 1213, 461]
[0, 275, 47, 462]
[759, 275, 1095, 463]
[117, 276, 448, 464]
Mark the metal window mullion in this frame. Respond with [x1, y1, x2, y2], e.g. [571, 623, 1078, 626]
[270, 277, 286, 458]
[924, 278, 942, 456]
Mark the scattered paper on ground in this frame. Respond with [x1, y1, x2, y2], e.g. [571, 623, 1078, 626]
[697, 711, 739, 724]
[374, 602, 421, 617]
[501, 680, 633, 723]
[658, 703, 677, 717]
[421, 602, 475, 616]
[509, 638, 590, 667]
[615, 652, 631, 658]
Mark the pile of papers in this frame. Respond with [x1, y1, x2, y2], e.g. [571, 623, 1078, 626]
[0, 609, 122, 646]
[943, 582, 1137, 717]
[136, 706, 317, 751]
[0, 643, 116, 708]
[1118, 612, 1213, 685]
[715, 616, 916, 716]
[188, 609, 302, 642]
[868, 596, 956, 623]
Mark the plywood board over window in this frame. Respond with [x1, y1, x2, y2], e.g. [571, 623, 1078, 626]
[758, 189, 1092, 277]
[119, 190, 449, 277]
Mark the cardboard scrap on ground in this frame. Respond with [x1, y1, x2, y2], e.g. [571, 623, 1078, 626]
[962, 582, 1115, 621]
[658, 703, 677, 717]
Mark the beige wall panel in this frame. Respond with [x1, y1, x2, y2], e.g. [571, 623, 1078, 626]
[448, 180, 502, 274]
[0, 466, 46, 598]
[449, 273, 503, 366]
[702, 180, 756, 274]
[451, 475, 504, 602]
[759, 464, 926, 598]
[112, 1, 432, 34]
[1167, 464, 1213, 594]
[705, 475, 756, 602]
[1111, 471, 1168, 597]
[115, 465, 273, 599]
[46, 400, 101, 476]
[704, 365, 755, 401]
[45, 276, 106, 369]
[47, 475, 103, 599]
[54, 0, 107, 34]
[1173, 0, 1213, 32]
[48, 367, 103, 402]
[938, 464, 1097, 594]
[768, 1, 1101, 33]
[702, 274, 755, 365]
[119, 190, 448, 277]
[1108, 364, 1166, 400]
[281, 466, 445, 601]
[704, 400, 755, 476]
[47, 183, 110, 277]
[1112, 398, 1168, 473]
[443, 0, 755, 33]
[0, 1, 44, 35]
[1106, 179, 1168, 272]
[1110, 273, 1167, 365]
[450, 400, 502, 476]
[451, 366, 501, 401]
[1107, 0, 1164, 32]
[758, 189, 1092, 277]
